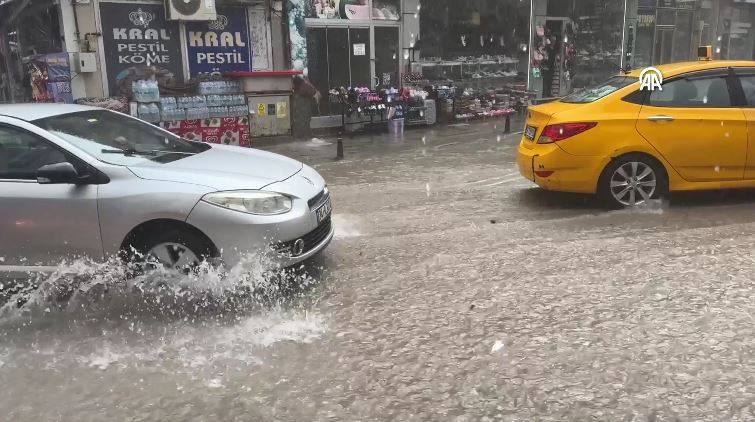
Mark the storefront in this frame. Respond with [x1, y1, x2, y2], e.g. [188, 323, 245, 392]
[32, 0, 307, 141]
[628, 0, 755, 68]
[0, 0, 67, 103]
[413, 0, 531, 118]
[287, 0, 405, 117]
[529, 0, 755, 98]
[409, 0, 754, 101]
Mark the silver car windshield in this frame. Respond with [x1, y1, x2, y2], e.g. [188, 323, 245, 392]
[33, 110, 209, 165]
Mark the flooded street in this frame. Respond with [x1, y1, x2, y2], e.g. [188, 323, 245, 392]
[2, 121, 755, 421]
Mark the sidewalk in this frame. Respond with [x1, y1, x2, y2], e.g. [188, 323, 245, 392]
[250, 113, 528, 151]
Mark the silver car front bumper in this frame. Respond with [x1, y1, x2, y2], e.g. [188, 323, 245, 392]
[185, 191, 333, 268]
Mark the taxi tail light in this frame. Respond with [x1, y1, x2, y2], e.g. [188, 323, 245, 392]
[538, 122, 597, 144]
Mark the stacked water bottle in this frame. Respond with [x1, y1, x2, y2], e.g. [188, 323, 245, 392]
[159, 97, 186, 121]
[178, 95, 210, 120]
[198, 80, 248, 118]
[134, 79, 249, 122]
[133, 80, 161, 123]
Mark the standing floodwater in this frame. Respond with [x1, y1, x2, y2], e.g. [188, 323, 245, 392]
[3, 121, 755, 420]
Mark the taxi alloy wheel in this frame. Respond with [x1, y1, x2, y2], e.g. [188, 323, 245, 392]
[610, 161, 657, 206]
[599, 154, 667, 209]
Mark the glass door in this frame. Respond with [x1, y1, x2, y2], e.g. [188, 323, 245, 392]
[654, 26, 674, 64]
[374, 26, 399, 88]
[349, 28, 371, 87]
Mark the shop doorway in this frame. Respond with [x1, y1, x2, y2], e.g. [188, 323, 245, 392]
[653, 9, 693, 65]
[374, 26, 399, 89]
[542, 19, 567, 98]
[654, 26, 674, 64]
[306, 24, 399, 116]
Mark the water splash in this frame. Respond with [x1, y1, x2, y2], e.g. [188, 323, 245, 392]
[0, 250, 319, 327]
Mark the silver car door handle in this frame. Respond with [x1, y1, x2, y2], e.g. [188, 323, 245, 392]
[647, 115, 675, 122]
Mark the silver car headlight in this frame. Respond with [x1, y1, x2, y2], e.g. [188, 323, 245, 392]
[202, 191, 292, 215]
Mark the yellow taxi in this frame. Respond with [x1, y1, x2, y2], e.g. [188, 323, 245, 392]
[517, 59, 755, 208]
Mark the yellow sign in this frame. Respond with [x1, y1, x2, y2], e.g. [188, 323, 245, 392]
[257, 103, 266, 116]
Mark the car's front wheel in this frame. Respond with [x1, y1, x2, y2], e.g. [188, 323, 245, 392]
[128, 229, 216, 273]
[598, 154, 667, 209]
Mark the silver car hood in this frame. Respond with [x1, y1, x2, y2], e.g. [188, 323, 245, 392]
[127, 144, 303, 190]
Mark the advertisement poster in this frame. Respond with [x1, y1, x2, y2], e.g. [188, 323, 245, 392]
[186, 7, 253, 77]
[28, 53, 73, 103]
[311, 0, 369, 19]
[99, 3, 183, 96]
[161, 117, 250, 147]
[309, 0, 399, 20]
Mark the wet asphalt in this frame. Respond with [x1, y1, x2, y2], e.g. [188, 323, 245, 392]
[2, 119, 755, 421]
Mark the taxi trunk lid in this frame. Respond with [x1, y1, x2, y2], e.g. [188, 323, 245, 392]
[522, 101, 585, 148]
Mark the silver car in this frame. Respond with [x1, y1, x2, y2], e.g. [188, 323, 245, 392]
[0, 104, 333, 274]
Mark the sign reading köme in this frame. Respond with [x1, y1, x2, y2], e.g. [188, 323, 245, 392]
[186, 7, 252, 76]
[100, 3, 183, 96]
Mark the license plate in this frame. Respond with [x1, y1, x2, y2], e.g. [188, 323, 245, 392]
[524, 125, 537, 140]
[315, 197, 332, 223]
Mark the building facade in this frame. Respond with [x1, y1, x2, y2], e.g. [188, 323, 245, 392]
[2, 0, 754, 104]
[0, 0, 286, 103]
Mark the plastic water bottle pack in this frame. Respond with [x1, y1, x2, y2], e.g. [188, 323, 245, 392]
[132, 80, 160, 103]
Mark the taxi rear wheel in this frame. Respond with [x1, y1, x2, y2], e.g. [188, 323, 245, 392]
[598, 154, 667, 209]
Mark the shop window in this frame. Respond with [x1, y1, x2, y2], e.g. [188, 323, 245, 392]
[349, 29, 371, 87]
[375, 27, 399, 88]
[417, 0, 529, 84]
[372, 0, 400, 20]
[566, 0, 626, 92]
[306, 28, 329, 114]
[635, 8, 656, 68]
[327, 28, 350, 89]
[547, 0, 573, 16]
[671, 11, 693, 62]
[306, 26, 378, 116]
[654, 27, 674, 64]
[305, 27, 350, 115]
[648, 76, 732, 108]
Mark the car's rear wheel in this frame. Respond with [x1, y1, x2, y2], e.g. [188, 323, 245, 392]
[598, 154, 667, 208]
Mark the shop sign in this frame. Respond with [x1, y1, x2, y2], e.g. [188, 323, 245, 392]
[186, 7, 252, 76]
[353, 43, 366, 56]
[29, 53, 73, 103]
[638, 13, 655, 28]
[100, 3, 183, 96]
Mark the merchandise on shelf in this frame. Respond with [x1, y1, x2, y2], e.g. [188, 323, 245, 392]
[132, 80, 160, 103]
[161, 107, 186, 122]
[137, 103, 161, 122]
[198, 80, 242, 95]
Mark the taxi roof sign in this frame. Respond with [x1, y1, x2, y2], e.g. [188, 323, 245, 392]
[698, 45, 713, 61]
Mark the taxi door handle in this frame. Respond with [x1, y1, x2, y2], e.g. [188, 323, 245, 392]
[648, 115, 675, 122]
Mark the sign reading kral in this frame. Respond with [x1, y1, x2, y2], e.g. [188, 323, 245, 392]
[100, 3, 183, 96]
[186, 7, 252, 76]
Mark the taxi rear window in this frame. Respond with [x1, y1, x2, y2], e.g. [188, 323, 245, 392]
[561, 76, 635, 103]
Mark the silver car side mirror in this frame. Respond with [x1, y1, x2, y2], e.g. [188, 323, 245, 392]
[36, 162, 79, 184]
